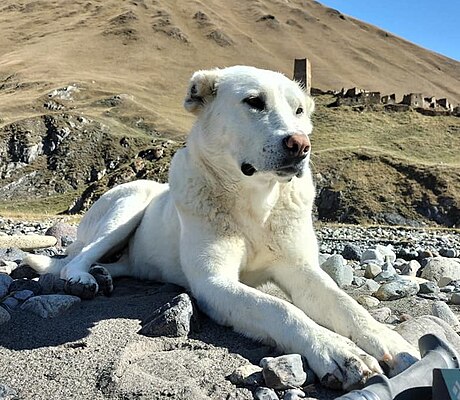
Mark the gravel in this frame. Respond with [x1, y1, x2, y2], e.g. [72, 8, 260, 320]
[0, 218, 460, 399]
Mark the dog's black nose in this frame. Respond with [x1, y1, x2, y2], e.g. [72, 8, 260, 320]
[283, 134, 310, 159]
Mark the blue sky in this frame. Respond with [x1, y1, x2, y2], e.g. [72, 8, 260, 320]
[319, 0, 460, 61]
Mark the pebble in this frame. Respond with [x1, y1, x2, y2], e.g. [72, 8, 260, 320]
[374, 280, 420, 301]
[139, 293, 199, 338]
[450, 293, 460, 305]
[369, 307, 392, 323]
[20, 294, 81, 318]
[0, 274, 13, 298]
[254, 387, 279, 400]
[0, 247, 28, 263]
[362, 279, 380, 292]
[421, 257, 460, 284]
[432, 301, 460, 330]
[360, 249, 385, 266]
[418, 281, 439, 294]
[400, 260, 421, 277]
[0, 306, 11, 324]
[228, 364, 263, 387]
[320, 255, 353, 287]
[352, 276, 366, 287]
[284, 389, 306, 400]
[0, 383, 17, 399]
[10, 265, 40, 280]
[0, 234, 57, 250]
[13, 289, 34, 301]
[260, 354, 306, 390]
[357, 295, 380, 308]
[342, 243, 362, 261]
[364, 263, 382, 279]
[45, 222, 77, 248]
[438, 276, 454, 288]
[0, 260, 17, 275]
[9, 279, 42, 295]
[440, 248, 457, 258]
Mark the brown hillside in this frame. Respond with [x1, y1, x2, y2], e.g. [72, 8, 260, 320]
[0, 0, 459, 136]
[0, 0, 459, 226]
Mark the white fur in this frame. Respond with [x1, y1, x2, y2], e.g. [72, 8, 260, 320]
[24, 66, 419, 390]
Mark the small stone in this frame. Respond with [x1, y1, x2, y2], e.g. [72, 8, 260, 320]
[12, 289, 34, 301]
[10, 265, 40, 279]
[357, 295, 380, 308]
[374, 271, 399, 283]
[21, 294, 81, 318]
[399, 313, 412, 322]
[440, 248, 457, 258]
[0, 234, 57, 250]
[260, 354, 306, 390]
[400, 260, 421, 277]
[0, 307, 11, 324]
[450, 293, 460, 305]
[45, 222, 77, 248]
[0, 260, 17, 275]
[342, 244, 362, 261]
[418, 250, 433, 260]
[362, 279, 380, 292]
[374, 280, 419, 301]
[254, 387, 279, 400]
[0, 247, 28, 263]
[381, 260, 397, 275]
[139, 293, 199, 338]
[361, 249, 384, 266]
[432, 301, 460, 330]
[364, 263, 382, 279]
[397, 248, 418, 261]
[320, 255, 353, 288]
[284, 389, 306, 400]
[352, 276, 366, 287]
[438, 276, 454, 288]
[0, 383, 17, 399]
[2, 296, 19, 310]
[441, 285, 455, 293]
[9, 279, 42, 295]
[318, 254, 329, 267]
[418, 281, 440, 294]
[0, 274, 13, 298]
[369, 307, 392, 323]
[39, 273, 60, 294]
[228, 364, 263, 386]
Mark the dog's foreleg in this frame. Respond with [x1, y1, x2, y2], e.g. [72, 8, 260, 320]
[178, 216, 382, 390]
[271, 263, 420, 377]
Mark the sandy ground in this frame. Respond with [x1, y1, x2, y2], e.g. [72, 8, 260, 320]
[0, 278, 345, 400]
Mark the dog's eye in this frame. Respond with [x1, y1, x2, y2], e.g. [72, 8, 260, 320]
[296, 106, 304, 115]
[243, 96, 266, 111]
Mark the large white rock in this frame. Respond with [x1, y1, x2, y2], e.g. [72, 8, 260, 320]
[421, 257, 460, 284]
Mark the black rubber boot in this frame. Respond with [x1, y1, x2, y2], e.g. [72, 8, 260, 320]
[335, 333, 460, 400]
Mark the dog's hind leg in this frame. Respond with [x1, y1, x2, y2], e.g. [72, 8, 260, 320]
[56, 181, 162, 298]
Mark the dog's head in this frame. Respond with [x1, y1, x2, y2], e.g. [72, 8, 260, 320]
[184, 66, 315, 181]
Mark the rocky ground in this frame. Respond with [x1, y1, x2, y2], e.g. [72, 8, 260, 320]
[0, 218, 460, 400]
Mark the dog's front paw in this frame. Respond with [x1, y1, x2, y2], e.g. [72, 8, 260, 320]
[64, 272, 99, 299]
[354, 322, 420, 377]
[308, 331, 382, 391]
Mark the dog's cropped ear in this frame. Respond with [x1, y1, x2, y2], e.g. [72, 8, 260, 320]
[184, 69, 221, 114]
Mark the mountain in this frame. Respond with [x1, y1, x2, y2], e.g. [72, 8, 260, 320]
[0, 0, 459, 225]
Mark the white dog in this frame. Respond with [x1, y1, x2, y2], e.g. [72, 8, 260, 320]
[24, 66, 419, 390]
